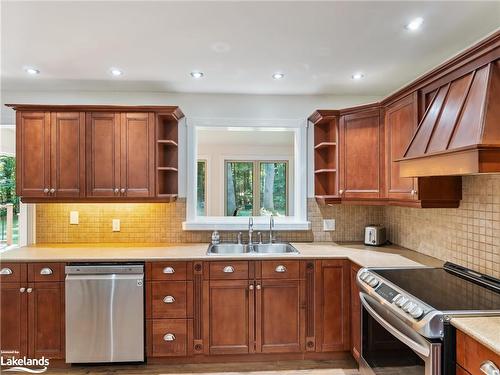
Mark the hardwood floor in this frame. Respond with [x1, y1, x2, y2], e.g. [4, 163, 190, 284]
[45, 360, 359, 375]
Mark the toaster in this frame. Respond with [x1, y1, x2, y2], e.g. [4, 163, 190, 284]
[364, 225, 386, 246]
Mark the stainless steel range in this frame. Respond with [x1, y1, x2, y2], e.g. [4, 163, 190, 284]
[357, 262, 500, 375]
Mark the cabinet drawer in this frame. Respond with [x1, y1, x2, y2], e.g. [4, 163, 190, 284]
[456, 329, 500, 375]
[28, 263, 64, 282]
[0, 263, 26, 282]
[149, 319, 188, 357]
[149, 262, 189, 281]
[261, 260, 300, 279]
[151, 281, 190, 318]
[209, 261, 249, 280]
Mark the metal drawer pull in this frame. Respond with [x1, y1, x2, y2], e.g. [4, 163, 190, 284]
[163, 333, 176, 342]
[223, 266, 234, 273]
[27, 288, 33, 293]
[256, 284, 261, 290]
[40, 267, 53, 275]
[480, 361, 500, 375]
[275, 265, 287, 273]
[163, 295, 175, 304]
[0, 268, 13, 275]
[249, 285, 254, 290]
[163, 267, 175, 274]
[20, 287, 26, 293]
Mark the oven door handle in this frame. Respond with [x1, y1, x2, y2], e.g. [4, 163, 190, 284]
[360, 293, 430, 358]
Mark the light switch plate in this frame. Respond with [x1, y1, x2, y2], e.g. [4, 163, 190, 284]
[323, 219, 336, 231]
[112, 219, 120, 232]
[69, 211, 79, 225]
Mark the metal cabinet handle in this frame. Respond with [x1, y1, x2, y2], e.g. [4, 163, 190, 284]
[275, 265, 287, 273]
[163, 266, 175, 274]
[43, 188, 49, 194]
[223, 266, 234, 273]
[0, 268, 13, 275]
[27, 288, 33, 293]
[49, 188, 56, 194]
[20, 287, 26, 293]
[120, 188, 126, 194]
[339, 189, 344, 195]
[480, 361, 500, 375]
[249, 284, 254, 290]
[114, 188, 119, 194]
[40, 267, 53, 275]
[163, 333, 176, 342]
[163, 295, 175, 304]
[411, 189, 417, 195]
[256, 284, 261, 290]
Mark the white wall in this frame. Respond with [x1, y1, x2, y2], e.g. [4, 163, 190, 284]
[0, 126, 16, 155]
[0, 89, 380, 197]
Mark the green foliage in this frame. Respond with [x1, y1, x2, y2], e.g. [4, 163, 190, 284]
[0, 155, 19, 217]
[197, 161, 206, 216]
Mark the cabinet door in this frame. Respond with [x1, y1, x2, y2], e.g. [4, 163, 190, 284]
[0, 283, 28, 356]
[28, 282, 65, 359]
[203, 280, 254, 355]
[51, 112, 86, 198]
[340, 109, 382, 199]
[315, 260, 350, 352]
[16, 111, 51, 197]
[385, 94, 417, 200]
[120, 112, 155, 197]
[256, 279, 304, 353]
[86, 112, 121, 197]
[350, 263, 361, 362]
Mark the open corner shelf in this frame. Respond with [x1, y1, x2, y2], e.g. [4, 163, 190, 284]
[156, 112, 180, 197]
[314, 142, 336, 149]
[314, 168, 337, 174]
[157, 139, 178, 147]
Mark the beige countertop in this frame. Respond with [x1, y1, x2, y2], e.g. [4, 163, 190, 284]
[0, 241, 442, 269]
[451, 316, 500, 355]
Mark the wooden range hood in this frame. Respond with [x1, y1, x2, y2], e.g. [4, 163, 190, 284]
[398, 59, 500, 177]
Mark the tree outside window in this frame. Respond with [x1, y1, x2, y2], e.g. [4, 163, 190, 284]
[225, 160, 287, 217]
[0, 155, 19, 245]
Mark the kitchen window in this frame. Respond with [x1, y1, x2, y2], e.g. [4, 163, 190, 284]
[225, 160, 288, 217]
[197, 160, 207, 216]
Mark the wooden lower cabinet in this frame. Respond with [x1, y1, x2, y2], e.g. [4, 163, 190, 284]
[256, 279, 305, 353]
[203, 279, 254, 355]
[350, 263, 361, 362]
[456, 329, 500, 375]
[315, 259, 350, 352]
[0, 282, 28, 356]
[0, 265, 64, 360]
[148, 319, 189, 357]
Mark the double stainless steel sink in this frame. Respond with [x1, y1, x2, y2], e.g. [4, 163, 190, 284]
[207, 243, 300, 255]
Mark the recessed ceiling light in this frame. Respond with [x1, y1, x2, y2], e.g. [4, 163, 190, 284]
[272, 72, 285, 80]
[190, 71, 204, 79]
[24, 67, 40, 75]
[110, 68, 123, 76]
[406, 17, 424, 31]
[351, 72, 364, 80]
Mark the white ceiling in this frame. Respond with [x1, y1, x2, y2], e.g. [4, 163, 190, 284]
[1, 1, 499, 96]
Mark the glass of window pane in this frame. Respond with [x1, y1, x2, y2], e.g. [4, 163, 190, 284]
[260, 162, 287, 216]
[197, 161, 206, 216]
[226, 161, 253, 216]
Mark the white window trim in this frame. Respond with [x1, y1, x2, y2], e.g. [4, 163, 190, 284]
[183, 117, 310, 231]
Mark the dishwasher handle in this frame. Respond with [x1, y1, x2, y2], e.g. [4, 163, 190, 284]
[65, 264, 144, 275]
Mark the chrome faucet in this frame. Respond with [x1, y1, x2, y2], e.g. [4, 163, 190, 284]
[248, 217, 254, 247]
[269, 215, 275, 243]
[237, 232, 243, 245]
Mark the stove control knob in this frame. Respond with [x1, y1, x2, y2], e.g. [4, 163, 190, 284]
[410, 307, 424, 319]
[359, 272, 369, 281]
[403, 301, 415, 312]
[368, 278, 379, 288]
[397, 297, 408, 307]
[364, 275, 374, 284]
[392, 294, 402, 304]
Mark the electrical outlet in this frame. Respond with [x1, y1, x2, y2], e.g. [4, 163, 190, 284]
[323, 219, 336, 231]
[112, 219, 120, 232]
[69, 211, 79, 225]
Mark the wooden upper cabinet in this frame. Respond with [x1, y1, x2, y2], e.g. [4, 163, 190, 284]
[16, 111, 85, 198]
[16, 112, 51, 197]
[86, 112, 121, 197]
[120, 112, 155, 197]
[385, 94, 418, 201]
[339, 107, 383, 200]
[50, 112, 86, 198]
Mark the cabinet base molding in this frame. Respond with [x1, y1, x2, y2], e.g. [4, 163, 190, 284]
[146, 351, 351, 364]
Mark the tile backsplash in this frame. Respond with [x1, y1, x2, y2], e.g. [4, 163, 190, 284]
[35, 199, 382, 244]
[35, 175, 500, 278]
[384, 175, 500, 278]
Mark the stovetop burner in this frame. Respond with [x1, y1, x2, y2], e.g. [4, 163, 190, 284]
[372, 265, 500, 311]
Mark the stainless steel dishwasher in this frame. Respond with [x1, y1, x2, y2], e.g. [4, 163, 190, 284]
[65, 263, 144, 363]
